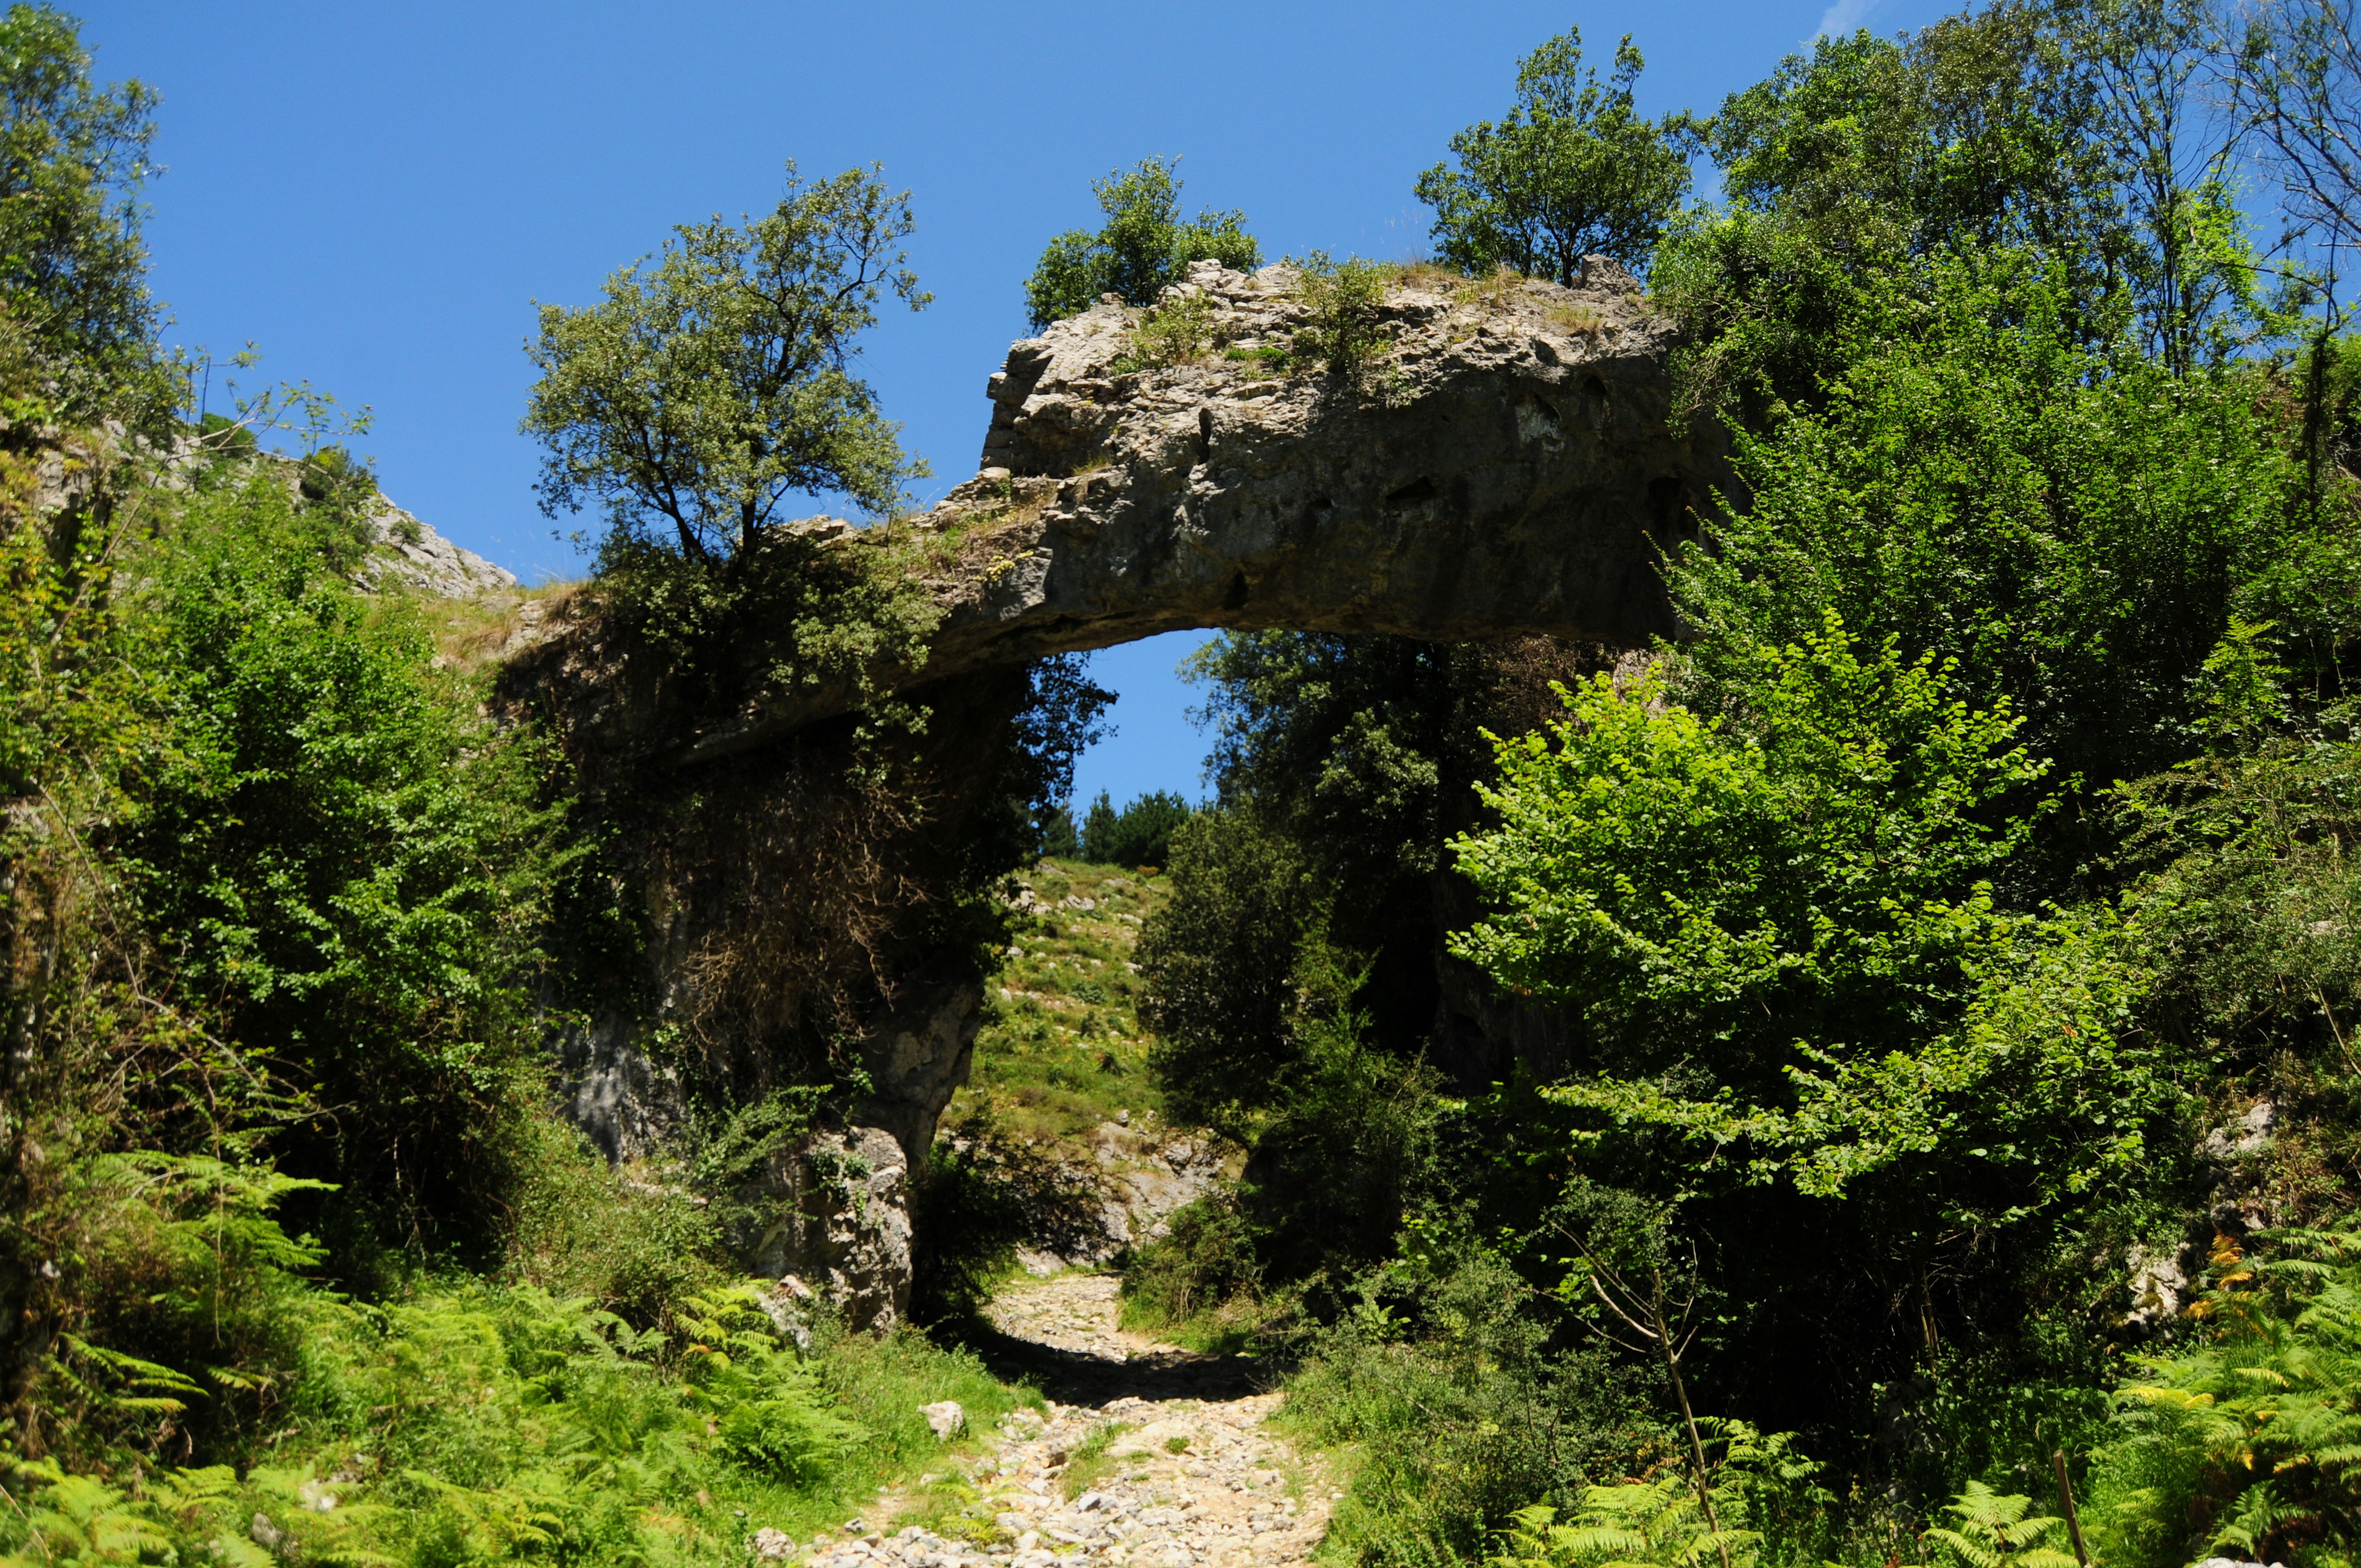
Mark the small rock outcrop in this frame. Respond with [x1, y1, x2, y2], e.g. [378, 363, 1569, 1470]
[738, 1124, 914, 1334]
[668, 255, 1729, 763]
[358, 494, 517, 597]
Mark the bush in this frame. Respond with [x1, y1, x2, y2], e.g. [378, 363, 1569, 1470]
[1023, 157, 1260, 329]
[1119, 1193, 1263, 1343]
[1289, 253, 1394, 375]
[1281, 1250, 1660, 1568]
[1238, 984, 1446, 1300]
[126, 462, 568, 1270]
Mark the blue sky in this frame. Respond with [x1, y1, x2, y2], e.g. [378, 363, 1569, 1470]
[84, 0, 1960, 808]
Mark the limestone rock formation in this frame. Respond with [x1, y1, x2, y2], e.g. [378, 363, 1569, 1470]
[357, 493, 518, 597]
[504, 258, 1732, 1325]
[674, 254, 1728, 764]
[737, 1124, 913, 1333]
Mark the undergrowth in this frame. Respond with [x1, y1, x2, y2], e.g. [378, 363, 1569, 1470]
[0, 1272, 1040, 1567]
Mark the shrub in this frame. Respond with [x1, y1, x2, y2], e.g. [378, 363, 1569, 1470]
[1024, 157, 1260, 329]
[1120, 1193, 1263, 1339]
[1289, 253, 1394, 375]
[1281, 1250, 1658, 1568]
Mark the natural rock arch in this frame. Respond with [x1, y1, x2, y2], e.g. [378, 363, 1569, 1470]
[591, 256, 1731, 767]
[511, 258, 1729, 1327]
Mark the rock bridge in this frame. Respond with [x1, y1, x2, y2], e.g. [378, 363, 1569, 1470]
[515, 257, 1732, 1330]
[671, 255, 1731, 765]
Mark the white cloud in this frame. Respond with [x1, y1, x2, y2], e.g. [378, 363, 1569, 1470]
[1813, 0, 1881, 40]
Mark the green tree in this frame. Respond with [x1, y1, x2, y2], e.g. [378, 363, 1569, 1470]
[1078, 788, 1192, 867]
[1023, 157, 1259, 330]
[1664, 248, 2298, 823]
[126, 462, 564, 1256]
[523, 161, 929, 564]
[1136, 807, 1316, 1137]
[1451, 617, 2048, 1107]
[0, 4, 161, 416]
[1414, 27, 1695, 282]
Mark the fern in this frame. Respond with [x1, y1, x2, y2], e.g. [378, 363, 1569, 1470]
[1, 1468, 172, 1568]
[1489, 1480, 1764, 1568]
[2094, 1223, 2361, 1567]
[1920, 1482, 2077, 1568]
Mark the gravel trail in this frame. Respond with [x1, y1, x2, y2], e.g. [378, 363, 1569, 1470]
[775, 1275, 1334, 1568]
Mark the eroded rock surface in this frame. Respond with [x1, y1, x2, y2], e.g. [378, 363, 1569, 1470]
[677, 255, 1727, 762]
[358, 494, 518, 597]
[738, 1124, 913, 1333]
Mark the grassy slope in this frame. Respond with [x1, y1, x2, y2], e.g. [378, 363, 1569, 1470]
[952, 857, 1174, 1146]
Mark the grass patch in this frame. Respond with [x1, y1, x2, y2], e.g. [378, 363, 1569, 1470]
[1060, 1421, 1135, 1499]
[1545, 301, 1604, 337]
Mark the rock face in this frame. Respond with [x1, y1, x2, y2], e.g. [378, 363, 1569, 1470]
[737, 1124, 914, 1334]
[358, 494, 518, 597]
[670, 255, 1729, 764]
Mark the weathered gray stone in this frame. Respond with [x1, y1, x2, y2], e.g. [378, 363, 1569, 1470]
[739, 1124, 912, 1333]
[855, 966, 985, 1170]
[357, 494, 518, 597]
[668, 255, 1729, 763]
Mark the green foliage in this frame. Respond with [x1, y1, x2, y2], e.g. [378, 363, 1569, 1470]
[911, 1112, 1108, 1323]
[1415, 27, 1695, 284]
[1033, 802, 1080, 861]
[1288, 253, 1395, 377]
[1, 1278, 1038, 1567]
[0, 4, 164, 421]
[124, 464, 567, 1256]
[1137, 806, 1316, 1138]
[524, 160, 930, 563]
[2089, 1225, 2361, 1568]
[1023, 157, 1260, 330]
[1490, 1484, 1759, 1568]
[25, 1150, 328, 1466]
[1235, 979, 1445, 1297]
[1655, 5, 2271, 427]
[1077, 788, 1192, 868]
[1449, 619, 2172, 1211]
[1119, 1193, 1264, 1342]
[504, 1119, 728, 1328]
[1664, 248, 2300, 820]
[1919, 1483, 2075, 1568]
[1281, 1251, 1659, 1568]
[1113, 287, 1218, 373]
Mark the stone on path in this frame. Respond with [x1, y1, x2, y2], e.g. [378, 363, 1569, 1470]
[810, 1273, 1332, 1566]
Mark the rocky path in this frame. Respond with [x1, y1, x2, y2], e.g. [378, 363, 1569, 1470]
[775, 1275, 1335, 1568]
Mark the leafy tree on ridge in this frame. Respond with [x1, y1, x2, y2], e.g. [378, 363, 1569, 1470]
[1415, 26, 1697, 283]
[522, 161, 930, 565]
